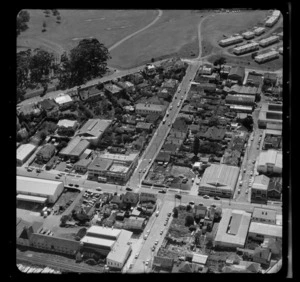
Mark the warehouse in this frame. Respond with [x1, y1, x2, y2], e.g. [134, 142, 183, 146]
[257, 149, 282, 174]
[59, 136, 90, 161]
[233, 42, 259, 55]
[17, 176, 64, 204]
[253, 27, 265, 36]
[248, 222, 282, 242]
[214, 209, 251, 249]
[198, 164, 239, 198]
[17, 143, 37, 166]
[242, 31, 255, 39]
[259, 36, 279, 47]
[229, 105, 253, 113]
[255, 51, 279, 63]
[219, 35, 243, 47]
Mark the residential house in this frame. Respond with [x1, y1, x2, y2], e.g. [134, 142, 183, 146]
[194, 205, 207, 220]
[162, 78, 178, 89]
[39, 99, 59, 114]
[252, 247, 272, 268]
[172, 261, 206, 273]
[263, 73, 277, 86]
[252, 208, 276, 225]
[158, 88, 171, 100]
[162, 143, 179, 154]
[57, 119, 78, 131]
[17, 128, 29, 140]
[251, 175, 270, 204]
[139, 192, 157, 204]
[54, 94, 73, 110]
[267, 177, 282, 201]
[123, 216, 146, 233]
[155, 152, 171, 163]
[220, 65, 232, 79]
[123, 192, 139, 206]
[172, 118, 188, 133]
[181, 104, 197, 115]
[136, 122, 153, 132]
[135, 103, 166, 116]
[78, 86, 104, 102]
[152, 256, 174, 272]
[197, 83, 217, 93]
[204, 126, 226, 141]
[104, 83, 123, 95]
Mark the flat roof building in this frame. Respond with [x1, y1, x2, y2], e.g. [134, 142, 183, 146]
[219, 36, 243, 47]
[257, 149, 282, 174]
[59, 136, 90, 160]
[135, 103, 166, 116]
[214, 209, 251, 249]
[252, 208, 276, 225]
[54, 94, 73, 109]
[17, 176, 64, 204]
[251, 175, 270, 204]
[17, 143, 37, 166]
[57, 119, 78, 129]
[233, 42, 259, 55]
[248, 222, 282, 241]
[242, 31, 255, 39]
[255, 51, 279, 63]
[258, 103, 282, 129]
[199, 164, 239, 198]
[254, 27, 265, 36]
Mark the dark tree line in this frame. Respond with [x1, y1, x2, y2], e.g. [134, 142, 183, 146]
[17, 10, 30, 36]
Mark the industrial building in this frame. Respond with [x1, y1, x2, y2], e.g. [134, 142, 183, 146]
[255, 50, 279, 63]
[253, 27, 265, 36]
[242, 31, 255, 39]
[258, 103, 282, 129]
[229, 105, 253, 113]
[259, 36, 279, 47]
[248, 222, 282, 242]
[17, 176, 64, 204]
[59, 136, 90, 161]
[76, 119, 112, 146]
[17, 143, 37, 166]
[214, 209, 251, 249]
[80, 226, 133, 269]
[198, 164, 239, 198]
[233, 42, 259, 55]
[265, 10, 281, 27]
[36, 144, 56, 163]
[246, 72, 263, 87]
[257, 149, 282, 174]
[219, 35, 243, 47]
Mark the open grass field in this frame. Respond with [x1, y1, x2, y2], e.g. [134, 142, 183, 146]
[108, 10, 204, 69]
[17, 9, 158, 58]
[201, 10, 268, 57]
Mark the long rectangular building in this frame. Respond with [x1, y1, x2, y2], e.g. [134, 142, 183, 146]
[259, 36, 279, 47]
[17, 144, 37, 166]
[248, 222, 282, 241]
[214, 209, 251, 249]
[219, 36, 243, 47]
[233, 42, 259, 55]
[265, 10, 281, 27]
[255, 51, 279, 63]
[254, 27, 265, 36]
[17, 176, 64, 204]
[242, 31, 255, 39]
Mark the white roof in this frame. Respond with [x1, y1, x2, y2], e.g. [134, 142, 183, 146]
[234, 42, 259, 51]
[107, 244, 131, 264]
[256, 51, 279, 60]
[17, 194, 47, 203]
[258, 150, 282, 168]
[54, 94, 73, 105]
[81, 236, 115, 248]
[276, 214, 282, 226]
[57, 119, 77, 128]
[17, 144, 37, 162]
[192, 253, 208, 265]
[249, 222, 282, 238]
[99, 152, 139, 163]
[135, 103, 165, 112]
[254, 27, 265, 32]
[252, 175, 270, 190]
[87, 225, 121, 239]
[17, 176, 63, 197]
[259, 36, 279, 44]
[215, 209, 251, 247]
[242, 31, 255, 36]
[252, 208, 276, 221]
[220, 35, 243, 44]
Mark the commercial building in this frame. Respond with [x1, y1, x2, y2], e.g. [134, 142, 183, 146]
[198, 164, 239, 198]
[262, 129, 282, 150]
[54, 94, 73, 109]
[219, 36, 243, 47]
[257, 149, 282, 174]
[76, 119, 112, 146]
[135, 103, 166, 116]
[17, 176, 64, 204]
[242, 31, 255, 39]
[17, 143, 37, 166]
[228, 66, 245, 84]
[251, 175, 270, 204]
[258, 103, 282, 129]
[59, 136, 90, 161]
[248, 222, 282, 242]
[254, 27, 265, 36]
[229, 85, 260, 97]
[233, 42, 259, 55]
[36, 144, 56, 163]
[263, 73, 278, 86]
[214, 209, 251, 249]
[252, 208, 277, 225]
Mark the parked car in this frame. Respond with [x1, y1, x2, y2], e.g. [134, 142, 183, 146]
[152, 246, 155, 251]
[27, 167, 33, 172]
[96, 188, 102, 191]
[214, 196, 220, 200]
[189, 201, 195, 205]
[145, 260, 149, 266]
[155, 240, 158, 245]
[68, 183, 74, 187]
[36, 168, 41, 173]
[159, 189, 166, 194]
[126, 187, 133, 191]
[55, 176, 60, 179]
[74, 184, 79, 188]
[160, 230, 163, 235]
[143, 168, 146, 173]
[135, 254, 138, 259]
[203, 195, 210, 199]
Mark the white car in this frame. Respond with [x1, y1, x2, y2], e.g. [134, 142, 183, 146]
[145, 260, 149, 266]
[203, 195, 210, 199]
[155, 240, 158, 245]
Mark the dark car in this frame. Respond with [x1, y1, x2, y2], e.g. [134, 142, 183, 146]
[175, 194, 182, 199]
[214, 196, 220, 200]
[96, 188, 102, 191]
[74, 184, 79, 188]
[68, 183, 74, 187]
[126, 187, 133, 191]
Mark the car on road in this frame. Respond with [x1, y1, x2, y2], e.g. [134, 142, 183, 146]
[158, 189, 166, 194]
[257, 146, 259, 150]
[36, 168, 41, 173]
[57, 173, 63, 177]
[246, 189, 249, 194]
[160, 230, 163, 235]
[167, 212, 172, 217]
[96, 188, 102, 191]
[211, 204, 216, 208]
[203, 195, 210, 199]
[164, 221, 167, 226]
[135, 254, 138, 259]
[250, 171, 253, 176]
[174, 95, 177, 99]
[149, 159, 152, 163]
[143, 168, 147, 173]
[126, 187, 133, 191]
[68, 183, 74, 187]
[177, 102, 180, 107]
[144, 234, 148, 240]
[156, 210, 159, 216]
[243, 168, 246, 173]
[252, 160, 255, 164]
[155, 240, 158, 245]
[147, 229, 150, 234]
[27, 167, 33, 172]
[55, 176, 60, 179]
[74, 184, 79, 188]
[214, 196, 221, 200]
[170, 105, 173, 110]
[145, 260, 149, 266]
[168, 122, 171, 126]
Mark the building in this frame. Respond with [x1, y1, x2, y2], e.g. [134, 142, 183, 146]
[225, 94, 255, 107]
[153, 256, 174, 272]
[265, 10, 281, 27]
[228, 66, 245, 84]
[233, 42, 259, 55]
[242, 31, 255, 39]
[262, 129, 282, 150]
[229, 105, 253, 113]
[73, 158, 92, 173]
[135, 103, 166, 116]
[136, 122, 153, 132]
[139, 192, 157, 203]
[17, 219, 42, 247]
[255, 51, 279, 63]
[229, 85, 260, 97]
[192, 253, 208, 265]
[54, 94, 73, 109]
[257, 149, 282, 174]
[204, 127, 226, 141]
[198, 164, 239, 198]
[123, 216, 146, 233]
[246, 72, 264, 87]
[17, 176, 64, 204]
[214, 209, 251, 249]
[76, 119, 112, 146]
[39, 99, 59, 113]
[263, 73, 278, 86]
[254, 27, 265, 36]
[253, 247, 272, 267]
[123, 192, 139, 206]
[59, 136, 90, 161]
[258, 103, 282, 129]
[199, 65, 213, 75]
[219, 36, 243, 47]
[104, 83, 123, 95]
[267, 177, 282, 200]
[78, 86, 104, 101]
[17, 143, 37, 166]
[57, 119, 78, 130]
[220, 65, 232, 79]
[278, 47, 283, 54]
[252, 208, 277, 225]
[251, 175, 270, 204]
[248, 222, 282, 242]
[36, 144, 56, 163]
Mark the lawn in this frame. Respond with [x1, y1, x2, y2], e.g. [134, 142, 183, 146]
[201, 10, 268, 57]
[17, 9, 158, 58]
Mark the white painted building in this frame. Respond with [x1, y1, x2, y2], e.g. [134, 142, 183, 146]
[17, 143, 37, 166]
[233, 42, 259, 55]
[259, 36, 279, 47]
[253, 27, 266, 36]
[255, 51, 279, 63]
[219, 36, 243, 47]
[242, 31, 255, 39]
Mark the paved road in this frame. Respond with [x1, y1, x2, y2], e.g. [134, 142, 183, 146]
[108, 10, 163, 52]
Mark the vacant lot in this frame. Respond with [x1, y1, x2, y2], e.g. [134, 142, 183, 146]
[17, 9, 157, 58]
[108, 10, 204, 69]
[201, 10, 268, 57]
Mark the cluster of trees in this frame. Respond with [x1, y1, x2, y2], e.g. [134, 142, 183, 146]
[17, 38, 111, 102]
[199, 141, 222, 155]
[241, 116, 254, 131]
[17, 10, 30, 36]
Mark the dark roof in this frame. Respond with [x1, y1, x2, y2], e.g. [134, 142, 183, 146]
[156, 151, 171, 162]
[88, 157, 113, 171]
[162, 143, 179, 153]
[204, 126, 226, 140]
[123, 192, 139, 204]
[254, 247, 271, 260]
[268, 177, 282, 193]
[39, 99, 58, 110]
[264, 72, 277, 81]
[136, 122, 152, 130]
[74, 158, 92, 168]
[153, 256, 174, 269]
[145, 113, 160, 123]
[36, 144, 56, 159]
[228, 66, 245, 79]
[172, 118, 188, 132]
[123, 216, 145, 230]
[247, 72, 263, 86]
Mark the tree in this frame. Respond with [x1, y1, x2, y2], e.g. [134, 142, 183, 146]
[185, 214, 194, 227]
[186, 204, 192, 212]
[17, 50, 31, 102]
[57, 38, 111, 88]
[60, 215, 69, 226]
[241, 116, 253, 131]
[17, 10, 30, 36]
[173, 207, 178, 218]
[193, 137, 200, 156]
